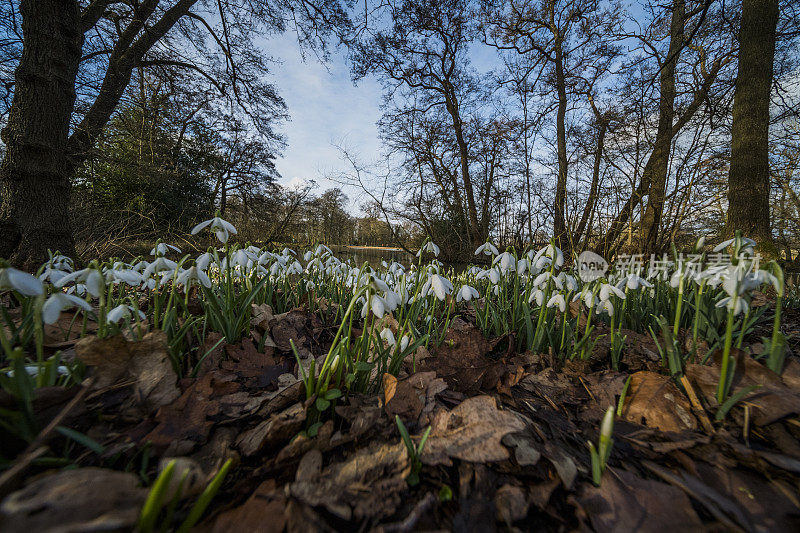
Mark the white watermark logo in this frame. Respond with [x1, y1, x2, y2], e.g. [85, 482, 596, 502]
[578, 251, 609, 282]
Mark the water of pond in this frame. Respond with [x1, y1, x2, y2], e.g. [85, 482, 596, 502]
[328, 245, 474, 272]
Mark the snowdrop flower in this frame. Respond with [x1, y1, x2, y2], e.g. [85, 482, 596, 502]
[558, 272, 578, 292]
[0, 267, 44, 296]
[39, 266, 70, 285]
[286, 261, 303, 275]
[416, 241, 440, 258]
[573, 288, 597, 309]
[547, 293, 567, 312]
[281, 247, 296, 257]
[617, 274, 651, 291]
[532, 243, 564, 270]
[533, 271, 555, 289]
[383, 289, 402, 311]
[456, 284, 479, 302]
[42, 293, 92, 324]
[380, 327, 396, 347]
[599, 283, 625, 302]
[428, 274, 453, 301]
[141, 257, 177, 279]
[597, 299, 614, 316]
[55, 267, 104, 298]
[713, 236, 756, 254]
[191, 215, 238, 243]
[362, 293, 388, 319]
[716, 295, 749, 316]
[150, 242, 181, 256]
[176, 266, 212, 289]
[400, 335, 410, 351]
[529, 288, 545, 306]
[494, 251, 516, 273]
[517, 258, 529, 276]
[475, 241, 499, 256]
[105, 267, 142, 286]
[230, 249, 250, 269]
[106, 304, 145, 324]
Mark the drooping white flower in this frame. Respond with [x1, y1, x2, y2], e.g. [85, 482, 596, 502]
[494, 252, 516, 273]
[547, 293, 567, 312]
[599, 283, 625, 302]
[428, 274, 453, 301]
[361, 293, 388, 319]
[716, 295, 749, 316]
[516, 258, 529, 276]
[141, 257, 177, 280]
[150, 242, 181, 256]
[42, 293, 92, 324]
[0, 267, 44, 296]
[55, 267, 104, 298]
[558, 272, 578, 292]
[400, 335, 410, 351]
[105, 267, 142, 286]
[416, 241, 440, 258]
[176, 266, 212, 289]
[529, 288, 545, 306]
[191, 216, 238, 243]
[106, 304, 145, 324]
[597, 299, 614, 316]
[456, 284, 479, 302]
[380, 327, 396, 347]
[474, 242, 500, 256]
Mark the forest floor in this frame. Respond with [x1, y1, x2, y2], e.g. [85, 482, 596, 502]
[2, 298, 800, 532]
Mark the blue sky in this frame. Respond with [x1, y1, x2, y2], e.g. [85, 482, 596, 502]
[263, 31, 506, 214]
[263, 33, 385, 211]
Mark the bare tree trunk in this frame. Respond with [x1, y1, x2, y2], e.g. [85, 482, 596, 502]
[639, 0, 685, 254]
[726, 0, 778, 253]
[0, 0, 82, 269]
[553, 38, 569, 252]
[445, 89, 483, 246]
[574, 112, 608, 248]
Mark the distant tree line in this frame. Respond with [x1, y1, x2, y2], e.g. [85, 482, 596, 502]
[0, 0, 799, 266]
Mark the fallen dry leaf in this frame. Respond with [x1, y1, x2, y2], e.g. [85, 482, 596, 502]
[422, 395, 526, 466]
[686, 349, 800, 425]
[212, 480, 286, 533]
[383, 371, 446, 426]
[419, 318, 505, 395]
[575, 468, 703, 532]
[0, 468, 146, 533]
[76, 331, 180, 413]
[143, 370, 239, 454]
[288, 441, 410, 521]
[236, 402, 306, 457]
[621, 371, 697, 432]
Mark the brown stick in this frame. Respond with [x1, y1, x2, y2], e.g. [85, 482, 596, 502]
[0, 377, 95, 497]
[679, 375, 714, 434]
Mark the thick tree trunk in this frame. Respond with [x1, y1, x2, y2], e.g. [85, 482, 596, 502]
[574, 114, 608, 248]
[726, 0, 778, 251]
[445, 89, 484, 247]
[0, 0, 82, 270]
[639, 0, 684, 254]
[553, 39, 569, 252]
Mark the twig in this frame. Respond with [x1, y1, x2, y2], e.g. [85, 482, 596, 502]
[679, 375, 714, 434]
[374, 492, 436, 533]
[0, 377, 95, 498]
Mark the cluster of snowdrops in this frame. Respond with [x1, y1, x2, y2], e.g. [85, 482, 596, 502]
[0, 215, 788, 414]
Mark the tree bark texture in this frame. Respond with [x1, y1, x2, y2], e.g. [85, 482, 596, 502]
[725, 0, 778, 251]
[0, 0, 83, 270]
